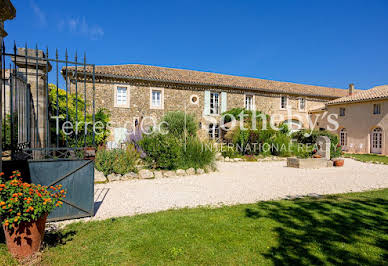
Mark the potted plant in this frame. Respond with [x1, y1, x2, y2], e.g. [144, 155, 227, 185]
[0, 171, 66, 259]
[331, 143, 344, 167]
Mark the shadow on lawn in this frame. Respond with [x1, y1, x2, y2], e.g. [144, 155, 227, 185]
[246, 195, 388, 265]
[43, 230, 76, 248]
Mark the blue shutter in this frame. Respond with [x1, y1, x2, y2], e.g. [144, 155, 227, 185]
[221, 92, 227, 113]
[203, 91, 210, 115]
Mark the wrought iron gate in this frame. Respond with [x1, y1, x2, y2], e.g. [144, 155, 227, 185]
[1, 41, 96, 221]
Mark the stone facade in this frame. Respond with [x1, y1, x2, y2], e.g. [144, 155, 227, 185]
[75, 76, 334, 143]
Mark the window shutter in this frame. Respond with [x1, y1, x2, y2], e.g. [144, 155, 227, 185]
[203, 90, 210, 115]
[221, 92, 227, 113]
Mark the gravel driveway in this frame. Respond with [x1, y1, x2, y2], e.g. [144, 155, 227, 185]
[88, 158, 388, 221]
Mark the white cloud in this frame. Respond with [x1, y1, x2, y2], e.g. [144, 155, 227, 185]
[61, 16, 104, 40]
[30, 0, 47, 26]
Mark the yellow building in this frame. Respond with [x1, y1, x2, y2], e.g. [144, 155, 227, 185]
[311, 85, 388, 155]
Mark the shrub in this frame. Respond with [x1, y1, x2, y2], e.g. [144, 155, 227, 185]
[292, 129, 340, 159]
[95, 145, 140, 176]
[0, 171, 66, 228]
[270, 133, 292, 157]
[181, 138, 216, 169]
[138, 133, 183, 170]
[221, 145, 241, 158]
[160, 111, 198, 137]
[290, 143, 313, 158]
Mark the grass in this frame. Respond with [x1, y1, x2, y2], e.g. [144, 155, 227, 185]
[1, 189, 387, 265]
[344, 153, 388, 165]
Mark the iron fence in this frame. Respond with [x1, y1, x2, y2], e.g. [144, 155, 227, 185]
[1, 41, 97, 164]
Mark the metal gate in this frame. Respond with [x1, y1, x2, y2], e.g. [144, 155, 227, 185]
[1, 41, 96, 221]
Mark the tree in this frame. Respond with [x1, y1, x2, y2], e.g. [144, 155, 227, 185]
[48, 84, 110, 147]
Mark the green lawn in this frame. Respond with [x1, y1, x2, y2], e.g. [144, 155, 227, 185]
[1, 189, 387, 265]
[344, 153, 388, 165]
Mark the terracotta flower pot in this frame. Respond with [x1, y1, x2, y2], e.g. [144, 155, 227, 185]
[333, 159, 344, 167]
[2, 213, 48, 259]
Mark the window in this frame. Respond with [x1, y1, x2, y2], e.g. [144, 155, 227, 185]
[371, 127, 383, 152]
[115, 86, 129, 108]
[373, 104, 381, 115]
[190, 95, 199, 104]
[245, 95, 254, 110]
[280, 96, 287, 109]
[339, 107, 345, 116]
[208, 123, 220, 140]
[150, 88, 164, 109]
[340, 128, 347, 148]
[299, 98, 306, 111]
[210, 92, 219, 114]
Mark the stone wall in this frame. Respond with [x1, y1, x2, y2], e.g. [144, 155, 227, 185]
[76, 78, 332, 141]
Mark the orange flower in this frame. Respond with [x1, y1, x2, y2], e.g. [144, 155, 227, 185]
[17, 212, 21, 216]
[0, 201, 5, 205]
[0, 172, 4, 176]
[14, 218, 18, 222]
[2, 206, 6, 209]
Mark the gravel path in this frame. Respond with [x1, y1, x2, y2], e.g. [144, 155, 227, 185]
[87, 158, 388, 221]
[51, 158, 387, 227]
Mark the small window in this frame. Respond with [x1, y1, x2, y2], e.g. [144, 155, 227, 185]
[208, 123, 220, 140]
[210, 92, 219, 114]
[190, 95, 199, 105]
[299, 98, 306, 111]
[280, 96, 287, 109]
[373, 104, 381, 115]
[115, 86, 129, 107]
[245, 95, 254, 110]
[150, 88, 164, 109]
[339, 107, 346, 117]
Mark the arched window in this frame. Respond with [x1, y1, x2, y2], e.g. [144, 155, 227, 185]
[340, 128, 347, 147]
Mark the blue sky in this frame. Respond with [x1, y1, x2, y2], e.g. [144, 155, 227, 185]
[4, 0, 388, 90]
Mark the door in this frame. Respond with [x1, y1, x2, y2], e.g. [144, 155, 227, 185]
[371, 128, 383, 154]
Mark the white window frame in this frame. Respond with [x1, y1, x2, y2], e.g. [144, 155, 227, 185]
[339, 107, 346, 117]
[114, 85, 130, 108]
[298, 98, 306, 111]
[245, 94, 254, 111]
[373, 103, 381, 115]
[190, 94, 199, 105]
[280, 96, 288, 110]
[150, 87, 164, 110]
[210, 92, 220, 115]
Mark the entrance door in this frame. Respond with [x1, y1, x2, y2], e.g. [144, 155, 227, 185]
[371, 128, 383, 154]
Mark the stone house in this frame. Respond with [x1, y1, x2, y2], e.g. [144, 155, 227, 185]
[64, 64, 348, 144]
[311, 84, 388, 155]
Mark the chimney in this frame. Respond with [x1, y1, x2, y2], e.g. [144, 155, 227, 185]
[348, 83, 354, 96]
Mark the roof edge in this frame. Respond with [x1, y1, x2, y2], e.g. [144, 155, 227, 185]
[63, 69, 344, 99]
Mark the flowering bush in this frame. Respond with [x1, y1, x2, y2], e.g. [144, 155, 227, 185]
[0, 171, 66, 228]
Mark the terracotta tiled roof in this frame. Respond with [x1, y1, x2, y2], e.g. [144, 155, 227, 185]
[66, 64, 348, 98]
[327, 85, 388, 105]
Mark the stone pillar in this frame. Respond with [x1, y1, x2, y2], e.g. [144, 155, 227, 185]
[12, 48, 52, 150]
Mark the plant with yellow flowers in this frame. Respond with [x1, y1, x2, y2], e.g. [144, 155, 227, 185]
[0, 171, 66, 228]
